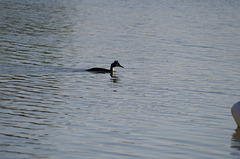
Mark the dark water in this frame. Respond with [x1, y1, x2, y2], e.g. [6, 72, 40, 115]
[1, 0, 240, 158]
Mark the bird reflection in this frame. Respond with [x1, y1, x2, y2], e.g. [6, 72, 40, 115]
[110, 74, 120, 83]
[231, 128, 240, 156]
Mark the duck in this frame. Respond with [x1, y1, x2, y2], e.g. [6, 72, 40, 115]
[86, 60, 124, 74]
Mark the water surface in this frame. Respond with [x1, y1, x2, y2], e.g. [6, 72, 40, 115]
[1, 0, 240, 158]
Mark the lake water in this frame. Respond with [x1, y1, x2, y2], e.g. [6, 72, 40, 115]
[0, 0, 240, 158]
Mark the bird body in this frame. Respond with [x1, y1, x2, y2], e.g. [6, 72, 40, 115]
[86, 61, 123, 74]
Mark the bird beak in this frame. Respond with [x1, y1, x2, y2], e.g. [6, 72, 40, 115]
[119, 64, 124, 68]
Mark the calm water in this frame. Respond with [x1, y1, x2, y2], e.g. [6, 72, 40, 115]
[1, 0, 240, 158]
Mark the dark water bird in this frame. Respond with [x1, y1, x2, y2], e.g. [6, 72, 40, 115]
[86, 60, 124, 74]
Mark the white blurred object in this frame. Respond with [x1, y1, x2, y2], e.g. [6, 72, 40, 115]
[231, 101, 240, 127]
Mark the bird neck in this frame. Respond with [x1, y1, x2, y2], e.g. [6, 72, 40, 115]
[110, 66, 114, 73]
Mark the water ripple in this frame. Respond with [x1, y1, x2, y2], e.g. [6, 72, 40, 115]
[1, 0, 240, 158]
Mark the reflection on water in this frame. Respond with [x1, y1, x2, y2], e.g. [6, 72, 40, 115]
[0, 0, 79, 70]
[1, 0, 240, 158]
[110, 76, 120, 83]
[0, 72, 79, 158]
[0, 74, 64, 125]
[231, 128, 240, 156]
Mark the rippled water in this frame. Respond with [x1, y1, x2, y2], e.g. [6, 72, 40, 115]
[1, 0, 240, 158]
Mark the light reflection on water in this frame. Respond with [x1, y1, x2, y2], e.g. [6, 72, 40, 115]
[1, 0, 240, 159]
[231, 128, 240, 157]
